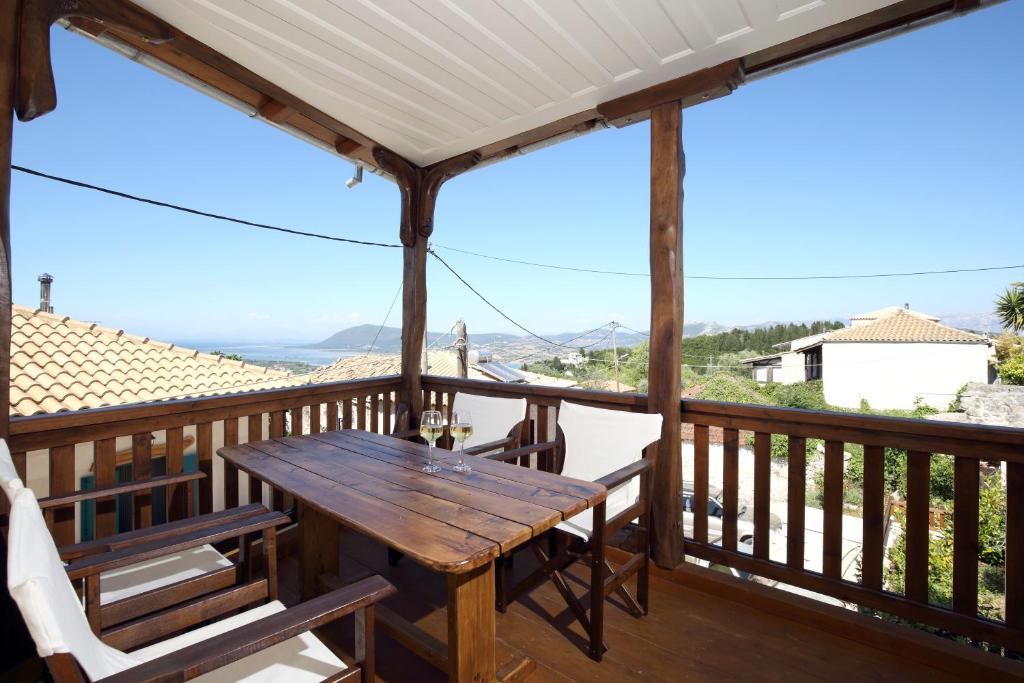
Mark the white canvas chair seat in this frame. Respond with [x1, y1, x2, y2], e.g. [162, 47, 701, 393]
[451, 393, 527, 451]
[7, 488, 346, 682]
[99, 544, 234, 605]
[130, 600, 346, 682]
[554, 401, 663, 539]
[1, 438, 235, 610]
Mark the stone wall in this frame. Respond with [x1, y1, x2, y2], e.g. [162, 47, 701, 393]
[957, 383, 1024, 428]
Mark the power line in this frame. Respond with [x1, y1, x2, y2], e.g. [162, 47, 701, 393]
[12, 165, 403, 249]
[505, 325, 614, 365]
[433, 243, 1024, 281]
[15, 164, 1023, 281]
[364, 282, 403, 356]
[428, 247, 602, 352]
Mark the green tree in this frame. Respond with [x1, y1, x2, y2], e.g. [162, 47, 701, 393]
[995, 282, 1024, 333]
[211, 350, 244, 361]
[1000, 354, 1024, 386]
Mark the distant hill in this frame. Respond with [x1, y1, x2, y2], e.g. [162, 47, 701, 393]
[305, 325, 521, 353]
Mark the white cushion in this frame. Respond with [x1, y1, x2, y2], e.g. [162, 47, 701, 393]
[0, 438, 24, 503]
[451, 394, 527, 451]
[6, 488, 141, 680]
[132, 600, 347, 683]
[100, 544, 234, 605]
[554, 402, 663, 539]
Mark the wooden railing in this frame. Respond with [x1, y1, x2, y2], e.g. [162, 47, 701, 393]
[7, 376, 401, 547]
[422, 375, 1024, 652]
[7, 372, 1024, 652]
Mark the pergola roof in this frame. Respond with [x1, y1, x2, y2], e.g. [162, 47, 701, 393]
[99, 0, 964, 170]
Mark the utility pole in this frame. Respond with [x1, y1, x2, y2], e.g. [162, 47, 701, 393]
[455, 319, 468, 378]
[611, 321, 621, 392]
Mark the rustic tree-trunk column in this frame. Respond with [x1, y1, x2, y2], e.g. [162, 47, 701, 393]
[0, 1, 18, 442]
[400, 234, 428, 428]
[374, 149, 480, 432]
[648, 102, 684, 568]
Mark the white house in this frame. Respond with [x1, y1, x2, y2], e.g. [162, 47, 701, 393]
[742, 307, 993, 410]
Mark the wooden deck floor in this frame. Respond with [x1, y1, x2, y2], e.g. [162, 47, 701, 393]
[276, 529, 992, 683]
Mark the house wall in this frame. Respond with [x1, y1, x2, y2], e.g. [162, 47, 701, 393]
[776, 351, 806, 384]
[822, 342, 991, 410]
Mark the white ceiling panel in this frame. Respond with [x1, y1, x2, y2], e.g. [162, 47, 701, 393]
[131, 0, 902, 165]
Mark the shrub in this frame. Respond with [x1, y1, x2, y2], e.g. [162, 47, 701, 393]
[1000, 353, 1024, 386]
[694, 373, 768, 405]
[772, 380, 827, 410]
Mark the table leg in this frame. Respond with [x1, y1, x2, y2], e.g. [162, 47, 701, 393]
[447, 561, 496, 683]
[299, 501, 339, 600]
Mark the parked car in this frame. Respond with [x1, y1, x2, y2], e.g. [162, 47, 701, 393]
[681, 488, 754, 545]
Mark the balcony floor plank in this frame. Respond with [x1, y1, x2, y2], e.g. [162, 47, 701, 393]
[273, 529, 981, 682]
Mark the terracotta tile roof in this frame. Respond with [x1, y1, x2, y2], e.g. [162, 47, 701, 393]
[10, 305, 295, 416]
[825, 310, 988, 344]
[849, 306, 938, 323]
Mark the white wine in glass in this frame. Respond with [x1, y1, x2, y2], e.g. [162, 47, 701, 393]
[420, 410, 443, 473]
[451, 410, 473, 473]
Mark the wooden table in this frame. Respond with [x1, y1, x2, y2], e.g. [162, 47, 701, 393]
[218, 429, 606, 683]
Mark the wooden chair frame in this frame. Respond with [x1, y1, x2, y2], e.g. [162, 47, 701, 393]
[484, 438, 652, 662]
[41, 575, 396, 683]
[36, 472, 291, 650]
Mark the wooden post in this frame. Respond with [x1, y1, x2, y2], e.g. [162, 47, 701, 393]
[648, 102, 684, 568]
[455, 319, 468, 378]
[374, 149, 480, 432]
[0, 1, 16, 443]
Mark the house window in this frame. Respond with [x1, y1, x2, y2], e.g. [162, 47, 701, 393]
[805, 347, 822, 381]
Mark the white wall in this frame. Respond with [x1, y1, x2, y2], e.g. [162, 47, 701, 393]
[776, 351, 806, 384]
[823, 342, 991, 410]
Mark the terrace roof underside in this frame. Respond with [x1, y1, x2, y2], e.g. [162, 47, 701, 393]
[59, 0, 990, 174]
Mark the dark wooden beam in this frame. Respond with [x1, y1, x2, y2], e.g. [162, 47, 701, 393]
[16, 0, 173, 121]
[373, 148, 480, 431]
[648, 102, 684, 568]
[257, 98, 293, 125]
[0, 2, 17, 442]
[598, 61, 744, 125]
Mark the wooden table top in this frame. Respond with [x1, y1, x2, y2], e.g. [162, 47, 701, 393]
[218, 429, 606, 573]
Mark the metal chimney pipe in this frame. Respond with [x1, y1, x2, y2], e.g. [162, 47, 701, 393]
[38, 273, 54, 313]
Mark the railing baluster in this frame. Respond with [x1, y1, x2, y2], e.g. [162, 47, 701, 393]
[537, 405, 550, 472]
[49, 445, 75, 545]
[753, 432, 770, 560]
[309, 403, 322, 434]
[93, 438, 116, 538]
[905, 450, 931, 602]
[786, 436, 806, 570]
[1006, 461, 1024, 629]
[165, 427, 186, 522]
[326, 400, 339, 432]
[822, 440, 844, 579]
[269, 412, 286, 511]
[223, 419, 239, 511]
[197, 422, 213, 516]
[343, 397, 353, 429]
[371, 394, 380, 434]
[722, 428, 739, 551]
[952, 455, 979, 616]
[290, 406, 304, 436]
[861, 445, 884, 590]
[383, 392, 392, 434]
[692, 424, 709, 545]
[356, 395, 367, 431]
[246, 414, 264, 507]
[132, 433, 153, 530]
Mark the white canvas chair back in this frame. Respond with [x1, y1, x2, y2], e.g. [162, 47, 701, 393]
[556, 402, 663, 537]
[451, 393, 527, 451]
[7, 488, 140, 680]
[0, 438, 24, 502]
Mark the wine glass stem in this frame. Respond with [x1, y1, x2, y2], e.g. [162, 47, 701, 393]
[459, 441, 464, 467]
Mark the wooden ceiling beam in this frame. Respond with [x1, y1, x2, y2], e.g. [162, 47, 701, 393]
[257, 99, 293, 125]
[597, 61, 745, 126]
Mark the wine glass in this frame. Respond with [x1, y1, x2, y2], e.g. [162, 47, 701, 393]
[451, 410, 473, 473]
[419, 410, 443, 473]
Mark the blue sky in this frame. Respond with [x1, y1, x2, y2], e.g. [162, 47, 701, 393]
[9, 4, 1023, 344]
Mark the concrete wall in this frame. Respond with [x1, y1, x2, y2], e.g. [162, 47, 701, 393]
[823, 342, 991, 410]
